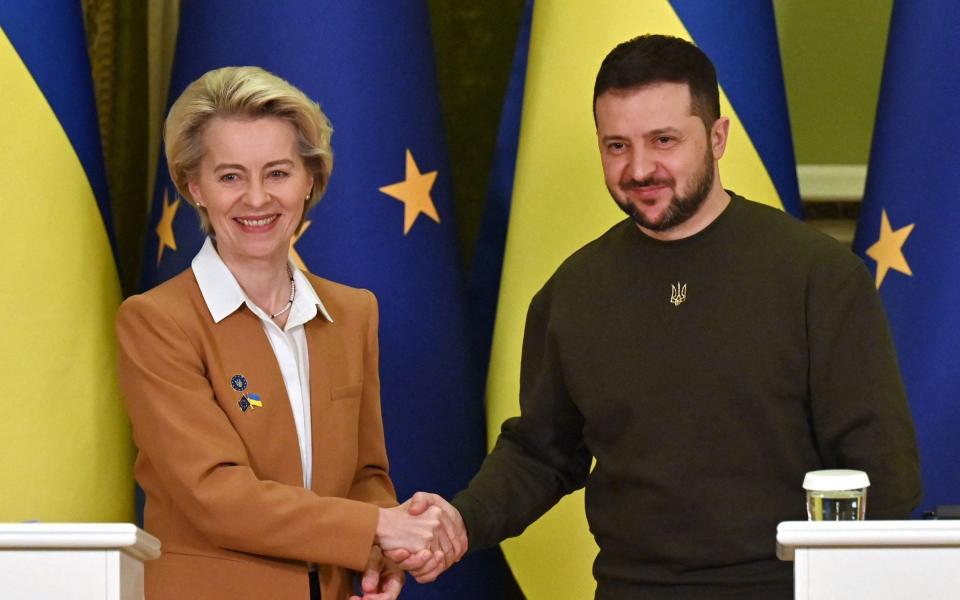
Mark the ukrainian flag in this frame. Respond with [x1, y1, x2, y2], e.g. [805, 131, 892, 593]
[853, 2, 960, 513]
[481, 1, 800, 596]
[0, 4, 133, 521]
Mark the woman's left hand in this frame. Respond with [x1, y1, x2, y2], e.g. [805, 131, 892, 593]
[349, 546, 404, 600]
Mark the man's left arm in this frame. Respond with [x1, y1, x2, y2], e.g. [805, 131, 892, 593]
[807, 260, 922, 518]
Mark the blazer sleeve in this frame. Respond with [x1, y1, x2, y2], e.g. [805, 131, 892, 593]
[347, 290, 396, 507]
[117, 293, 379, 571]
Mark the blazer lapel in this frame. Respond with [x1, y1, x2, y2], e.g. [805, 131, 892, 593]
[305, 316, 340, 493]
[211, 307, 303, 486]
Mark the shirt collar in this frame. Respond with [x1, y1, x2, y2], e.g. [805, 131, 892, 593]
[191, 237, 333, 326]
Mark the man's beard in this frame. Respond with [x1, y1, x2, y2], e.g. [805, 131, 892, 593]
[611, 147, 715, 232]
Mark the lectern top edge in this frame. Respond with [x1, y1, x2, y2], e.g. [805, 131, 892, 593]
[0, 523, 161, 561]
[777, 520, 960, 561]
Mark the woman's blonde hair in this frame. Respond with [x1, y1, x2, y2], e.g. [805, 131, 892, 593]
[164, 66, 333, 234]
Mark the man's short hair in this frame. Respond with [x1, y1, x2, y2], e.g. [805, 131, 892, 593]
[593, 34, 720, 130]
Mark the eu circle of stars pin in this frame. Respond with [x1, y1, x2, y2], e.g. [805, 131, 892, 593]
[231, 374, 263, 413]
[231, 375, 248, 392]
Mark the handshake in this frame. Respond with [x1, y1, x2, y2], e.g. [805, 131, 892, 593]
[375, 491, 467, 583]
[347, 492, 466, 599]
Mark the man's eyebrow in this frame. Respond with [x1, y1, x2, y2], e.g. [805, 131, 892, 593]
[599, 127, 683, 143]
[645, 127, 683, 137]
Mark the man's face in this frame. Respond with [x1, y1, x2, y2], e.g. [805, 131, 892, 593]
[596, 83, 721, 232]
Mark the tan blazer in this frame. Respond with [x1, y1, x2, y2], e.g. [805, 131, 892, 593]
[117, 269, 396, 600]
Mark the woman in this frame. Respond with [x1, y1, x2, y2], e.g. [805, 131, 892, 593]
[117, 66, 448, 600]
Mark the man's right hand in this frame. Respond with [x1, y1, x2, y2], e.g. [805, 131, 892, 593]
[375, 503, 447, 558]
[383, 492, 468, 583]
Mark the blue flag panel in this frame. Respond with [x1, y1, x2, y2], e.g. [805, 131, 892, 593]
[853, 1, 960, 512]
[670, 0, 802, 218]
[141, 1, 508, 596]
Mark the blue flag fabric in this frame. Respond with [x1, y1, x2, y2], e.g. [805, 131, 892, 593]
[141, 2, 507, 596]
[853, 1, 960, 512]
[669, 0, 802, 218]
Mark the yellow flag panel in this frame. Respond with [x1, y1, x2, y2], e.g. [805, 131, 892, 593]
[0, 26, 133, 522]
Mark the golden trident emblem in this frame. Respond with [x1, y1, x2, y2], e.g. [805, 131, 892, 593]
[670, 282, 687, 307]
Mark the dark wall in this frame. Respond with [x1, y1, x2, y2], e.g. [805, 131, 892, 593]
[428, 1, 526, 266]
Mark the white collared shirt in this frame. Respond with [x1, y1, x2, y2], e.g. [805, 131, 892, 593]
[192, 238, 332, 489]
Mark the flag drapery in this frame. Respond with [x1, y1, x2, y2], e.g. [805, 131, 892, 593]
[853, 1, 960, 514]
[468, 0, 533, 387]
[480, 1, 800, 596]
[0, 3, 133, 521]
[141, 1, 509, 596]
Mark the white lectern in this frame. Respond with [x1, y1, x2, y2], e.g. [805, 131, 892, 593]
[0, 523, 160, 600]
[777, 520, 960, 599]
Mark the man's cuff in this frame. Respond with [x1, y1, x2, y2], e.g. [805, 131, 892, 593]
[451, 490, 494, 554]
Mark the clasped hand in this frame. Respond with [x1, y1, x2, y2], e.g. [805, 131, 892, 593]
[374, 492, 468, 583]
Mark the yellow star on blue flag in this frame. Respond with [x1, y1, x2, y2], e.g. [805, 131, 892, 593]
[155, 189, 180, 266]
[865, 208, 914, 288]
[378, 149, 440, 234]
[290, 220, 311, 272]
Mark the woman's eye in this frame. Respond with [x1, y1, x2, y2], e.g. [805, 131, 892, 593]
[219, 173, 239, 183]
[269, 170, 289, 179]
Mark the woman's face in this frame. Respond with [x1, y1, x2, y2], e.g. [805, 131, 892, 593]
[188, 116, 313, 266]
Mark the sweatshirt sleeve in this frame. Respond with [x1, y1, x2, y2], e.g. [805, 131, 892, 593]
[806, 259, 922, 518]
[453, 283, 592, 551]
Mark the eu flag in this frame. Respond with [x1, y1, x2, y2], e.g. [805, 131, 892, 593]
[853, 1, 960, 512]
[141, 1, 505, 596]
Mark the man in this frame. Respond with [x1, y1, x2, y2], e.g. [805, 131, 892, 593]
[393, 34, 922, 598]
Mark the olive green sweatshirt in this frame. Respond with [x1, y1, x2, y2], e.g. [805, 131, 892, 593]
[453, 193, 921, 598]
